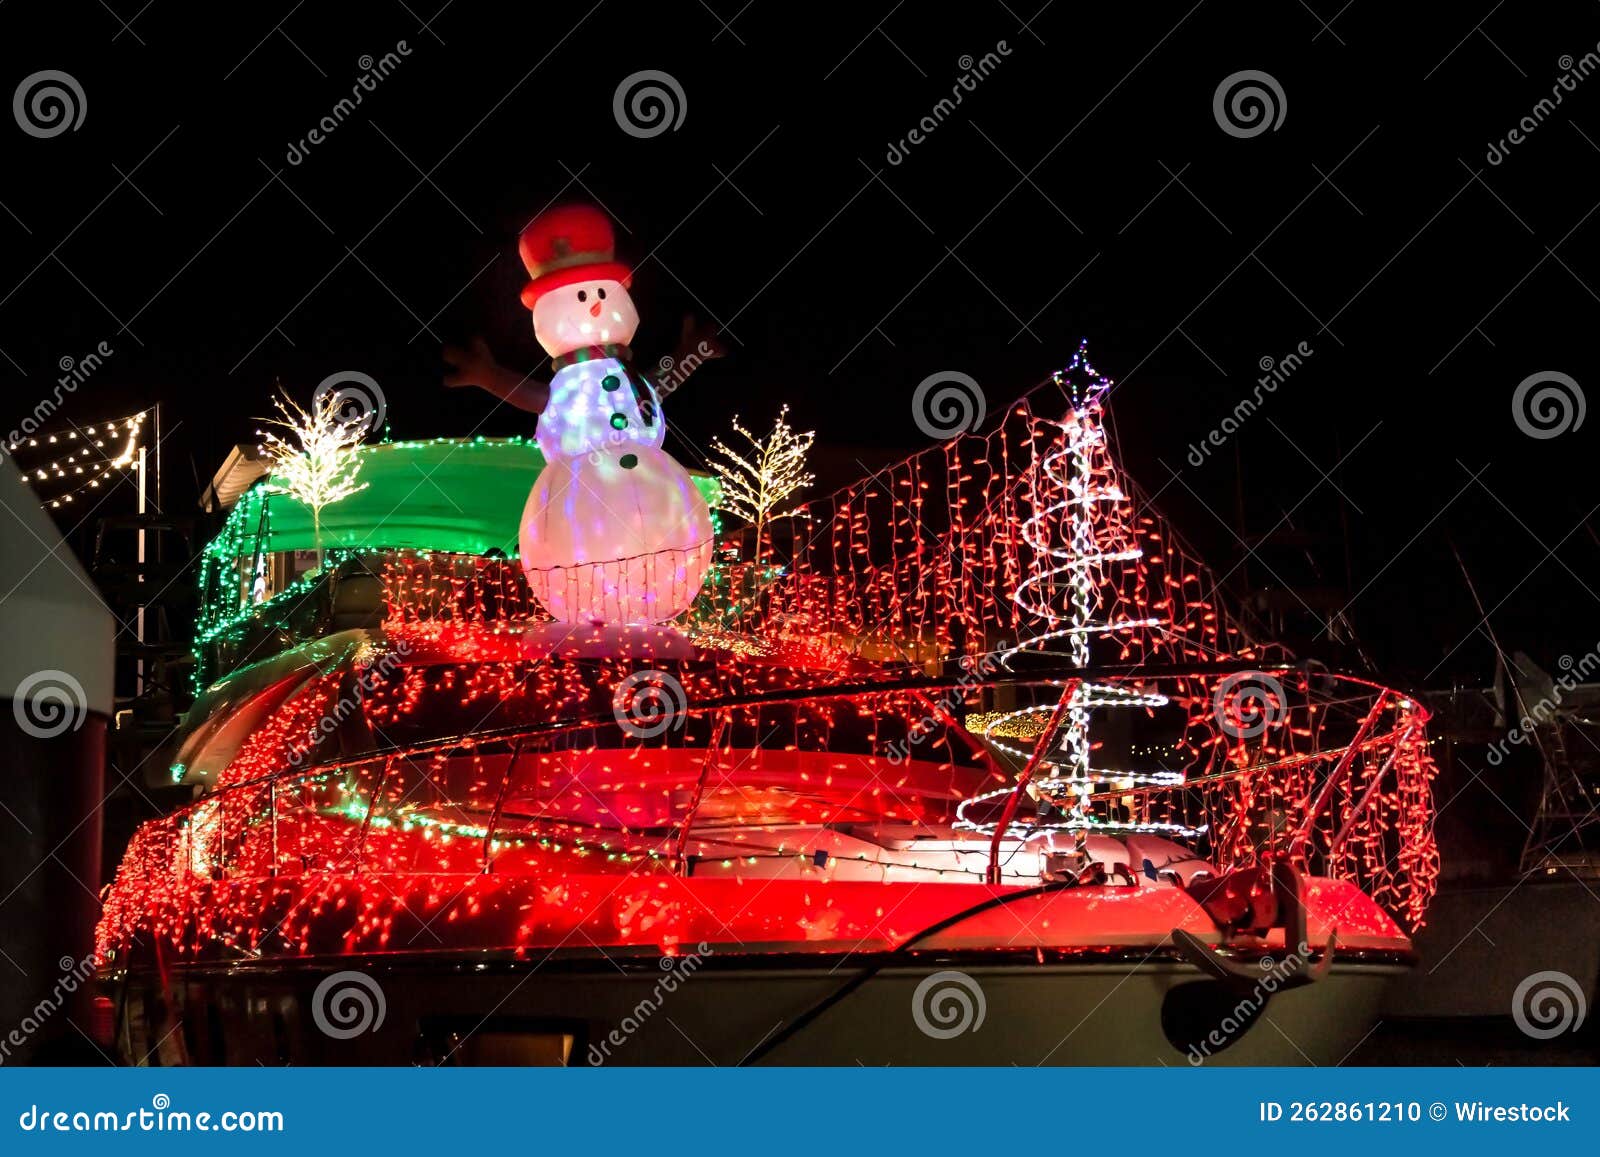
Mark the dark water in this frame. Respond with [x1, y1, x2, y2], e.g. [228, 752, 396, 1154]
[1350, 1019, 1599, 1067]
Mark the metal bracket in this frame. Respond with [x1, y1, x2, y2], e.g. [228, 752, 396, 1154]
[1170, 861, 1336, 990]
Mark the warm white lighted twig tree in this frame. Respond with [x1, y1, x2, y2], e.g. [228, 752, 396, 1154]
[258, 389, 370, 563]
[708, 405, 816, 562]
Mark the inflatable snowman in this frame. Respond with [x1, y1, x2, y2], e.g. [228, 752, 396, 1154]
[516, 205, 714, 624]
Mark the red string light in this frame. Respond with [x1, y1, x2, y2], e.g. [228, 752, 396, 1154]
[96, 359, 1439, 966]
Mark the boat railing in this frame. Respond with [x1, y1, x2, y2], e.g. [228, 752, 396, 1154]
[96, 663, 1439, 963]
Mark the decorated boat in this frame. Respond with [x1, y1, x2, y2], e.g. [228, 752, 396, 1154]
[95, 208, 1437, 1066]
[94, 350, 1438, 1066]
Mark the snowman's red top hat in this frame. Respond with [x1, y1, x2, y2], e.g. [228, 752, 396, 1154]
[518, 204, 632, 310]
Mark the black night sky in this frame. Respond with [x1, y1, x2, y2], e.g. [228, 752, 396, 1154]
[4, 0, 1599, 690]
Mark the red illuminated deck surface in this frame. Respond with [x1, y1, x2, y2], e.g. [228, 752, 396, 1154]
[96, 632, 1431, 964]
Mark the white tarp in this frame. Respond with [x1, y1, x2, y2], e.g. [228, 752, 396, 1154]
[0, 451, 114, 717]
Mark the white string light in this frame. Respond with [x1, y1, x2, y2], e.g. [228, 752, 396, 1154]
[6, 410, 151, 509]
[46, 465, 130, 507]
[6, 411, 147, 458]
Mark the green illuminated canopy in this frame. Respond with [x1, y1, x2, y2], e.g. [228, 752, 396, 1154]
[233, 437, 719, 557]
[258, 437, 541, 555]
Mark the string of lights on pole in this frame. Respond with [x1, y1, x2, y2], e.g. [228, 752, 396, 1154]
[5, 409, 149, 507]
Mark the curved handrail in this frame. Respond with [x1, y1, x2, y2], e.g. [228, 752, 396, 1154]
[96, 662, 1439, 964]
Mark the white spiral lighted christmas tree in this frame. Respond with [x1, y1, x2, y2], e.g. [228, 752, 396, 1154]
[956, 344, 1202, 851]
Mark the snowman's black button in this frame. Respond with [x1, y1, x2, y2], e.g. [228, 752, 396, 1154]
[619, 453, 638, 470]
[601, 374, 621, 392]
[609, 413, 628, 429]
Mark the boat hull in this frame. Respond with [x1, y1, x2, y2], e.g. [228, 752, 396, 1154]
[108, 952, 1408, 1067]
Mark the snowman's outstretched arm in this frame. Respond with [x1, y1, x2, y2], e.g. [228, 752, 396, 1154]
[443, 335, 550, 414]
[670, 313, 728, 380]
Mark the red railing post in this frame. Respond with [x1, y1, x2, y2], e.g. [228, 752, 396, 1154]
[483, 740, 524, 874]
[355, 756, 393, 872]
[985, 679, 1078, 885]
[1328, 723, 1417, 862]
[1289, 691, 1389, 863]
[268, 778, 279, 877]
[675, 712, 730, 874]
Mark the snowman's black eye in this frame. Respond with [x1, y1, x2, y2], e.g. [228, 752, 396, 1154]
[597, 287, 607, 300]
[577, 290, 587, 303]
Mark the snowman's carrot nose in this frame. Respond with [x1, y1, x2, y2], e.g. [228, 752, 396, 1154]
[589, 301, 603, 318]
